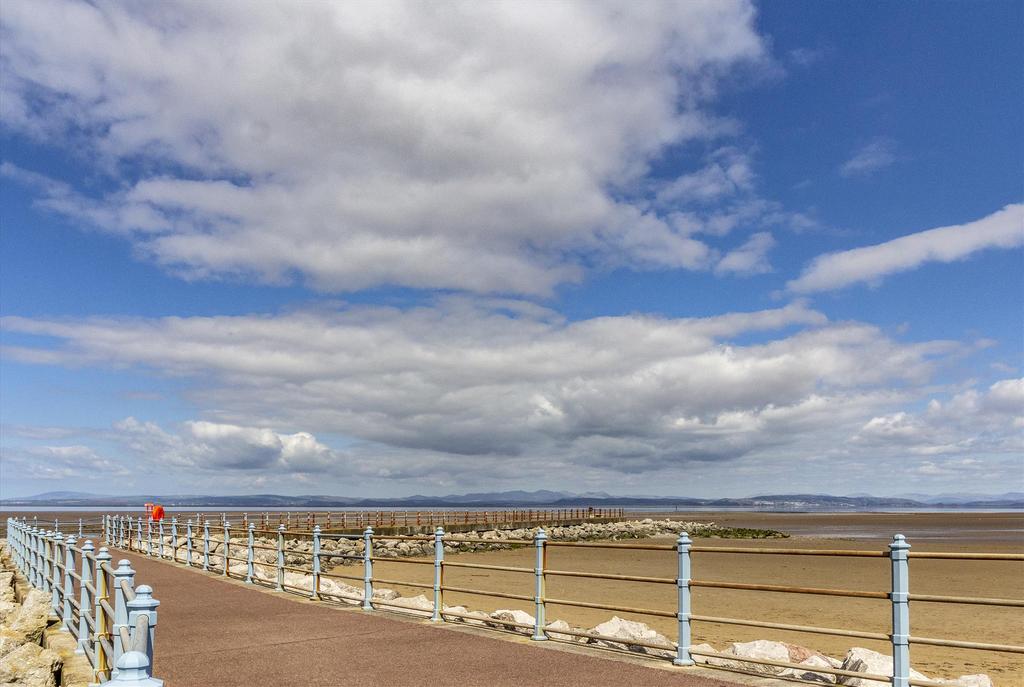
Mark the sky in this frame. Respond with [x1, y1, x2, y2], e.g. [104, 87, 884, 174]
[1, 0, 1021, 499]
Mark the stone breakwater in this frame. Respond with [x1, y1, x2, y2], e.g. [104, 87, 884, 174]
[250, 518, 783, 570]
[0, 540, 69, 687]
[151, 519, 764, 570]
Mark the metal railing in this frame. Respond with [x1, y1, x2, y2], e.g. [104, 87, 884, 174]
[5, 517, 162, 686]
[103, 514, 1023, 686]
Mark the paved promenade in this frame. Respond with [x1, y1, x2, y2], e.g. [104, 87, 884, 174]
[118, 551, 742, 687]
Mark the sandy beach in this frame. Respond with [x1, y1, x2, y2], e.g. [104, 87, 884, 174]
[369, 512, 1024, 682]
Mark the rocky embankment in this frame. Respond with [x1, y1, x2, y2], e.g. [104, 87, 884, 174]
[0, 540, 66, 687]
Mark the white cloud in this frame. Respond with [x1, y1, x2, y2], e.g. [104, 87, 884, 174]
[1, 0, 768, 295]
[840, 138, 897, 177]
[3, 445, 129, 480]
[788, 204, 1024, 293]
[852, 378, 1024, 456]
[714, 231, 775, 275]
[3, 298, 982, 484]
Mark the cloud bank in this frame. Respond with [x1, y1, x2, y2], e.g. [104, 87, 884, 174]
[1, 0, 771, 295]
[7, 298, 1013, 488]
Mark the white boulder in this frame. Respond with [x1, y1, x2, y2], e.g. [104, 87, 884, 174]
[838, 648, 928, 687]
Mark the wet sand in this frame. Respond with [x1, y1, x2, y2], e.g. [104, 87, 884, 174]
[7, 510, 1022, 681]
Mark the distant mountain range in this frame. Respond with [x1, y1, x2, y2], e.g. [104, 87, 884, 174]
[3, 489, 1022, 509]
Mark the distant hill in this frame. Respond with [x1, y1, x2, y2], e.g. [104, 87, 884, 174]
[2, 489, 1021, 510]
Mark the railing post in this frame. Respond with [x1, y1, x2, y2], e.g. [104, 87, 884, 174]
[276, 524, 285, 591]
[673, 532, 694, 665]
[137, 517, 143, 552]
[185, 520, 193, 567]
[362, 527, 373, 610]
[157, 520, 164, 559]
[77, 540, 94, 654]
[27, 527, 37, 587]
[147, 520, 153, 557]
[127, 584, 159, 676]
[891, 534, 911, 687]
[63, 535, 76, 631]
[79, 517, 84, 538]
[95, 547, 113, 678]
[531, 528, 547, 640]
[222, 521, 230, 576]
[103, 515, 109, 545]
[170, 518, 178, 563]
[51, 531, 63, 616]
[311, 525, 321, 599]
[246, 523, 255, 584]
[203, 521, 211, 571]
[112, 560, 135, 670]
[432, 527, 444, 622]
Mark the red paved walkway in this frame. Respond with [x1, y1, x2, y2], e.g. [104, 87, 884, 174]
[117, 550, 741, 687]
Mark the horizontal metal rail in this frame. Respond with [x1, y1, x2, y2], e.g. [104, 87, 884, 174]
[370, 556, 432, 565]
[688, 647, 892, 683]
[442, 561, 532, 574]
[440, 585, 533, 602]
[444, 537, 533, 545]
[439, 609, 535, 631]
[907, 551, 1024, 561]
[691, 579, 888, 599]
[547, 541, 674, 551]
[691, 613, 890, 641]
[908, 636, 1024, 653]
[546, 569, 675, 585]
[371, 577, 433, 590]
[907, 593, 1024, 607]
[543, 625, 676, 652]
[690, 546, 887, 557]
[544, 596, 676, 619]
[320, 571, 364, 583]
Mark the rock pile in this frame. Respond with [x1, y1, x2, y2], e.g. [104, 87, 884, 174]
[692, 641, 992, 687]
[0, 540, 65, 687]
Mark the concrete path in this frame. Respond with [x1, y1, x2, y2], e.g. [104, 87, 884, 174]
[117, 550, 742, 687]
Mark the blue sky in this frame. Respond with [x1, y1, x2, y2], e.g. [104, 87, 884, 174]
[1, 1, 1021, 498]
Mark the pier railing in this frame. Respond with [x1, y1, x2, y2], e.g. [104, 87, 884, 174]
[103, 515, 1022, 686]
[5, 517, 162, 687]
[155, 508, 624, 531]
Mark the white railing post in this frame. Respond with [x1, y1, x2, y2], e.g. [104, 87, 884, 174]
[76, 540, 94, 654]
[674, 532, 694, 665]
[137, 517, 143, 551]
[432, 527, 444, 622]
[185, 521, 193, 567]
[222, 521, 230, 576]
[95, 547, 113, 675]
[891, 534, 911, 687]
[28, 527, 38, 587]
[246, 523, 255, 584]
[147, 520, 153, 557]
[531, 528, 547, 641]
[170, 519, 178, 563]
[362, 527, 373, 610]
[311, 525, 321, 599]
[103, 515, 108, 545]
[79, 518, 84, 538]
[126, 584, 159, 676]
[51, 531, 63, 616]
[157, 520, 164, 559]
[276, 524, 285, 591]
[63, 535, 76, 631]
[112, 560, 136, 670]
[203, 521, 210, 571]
